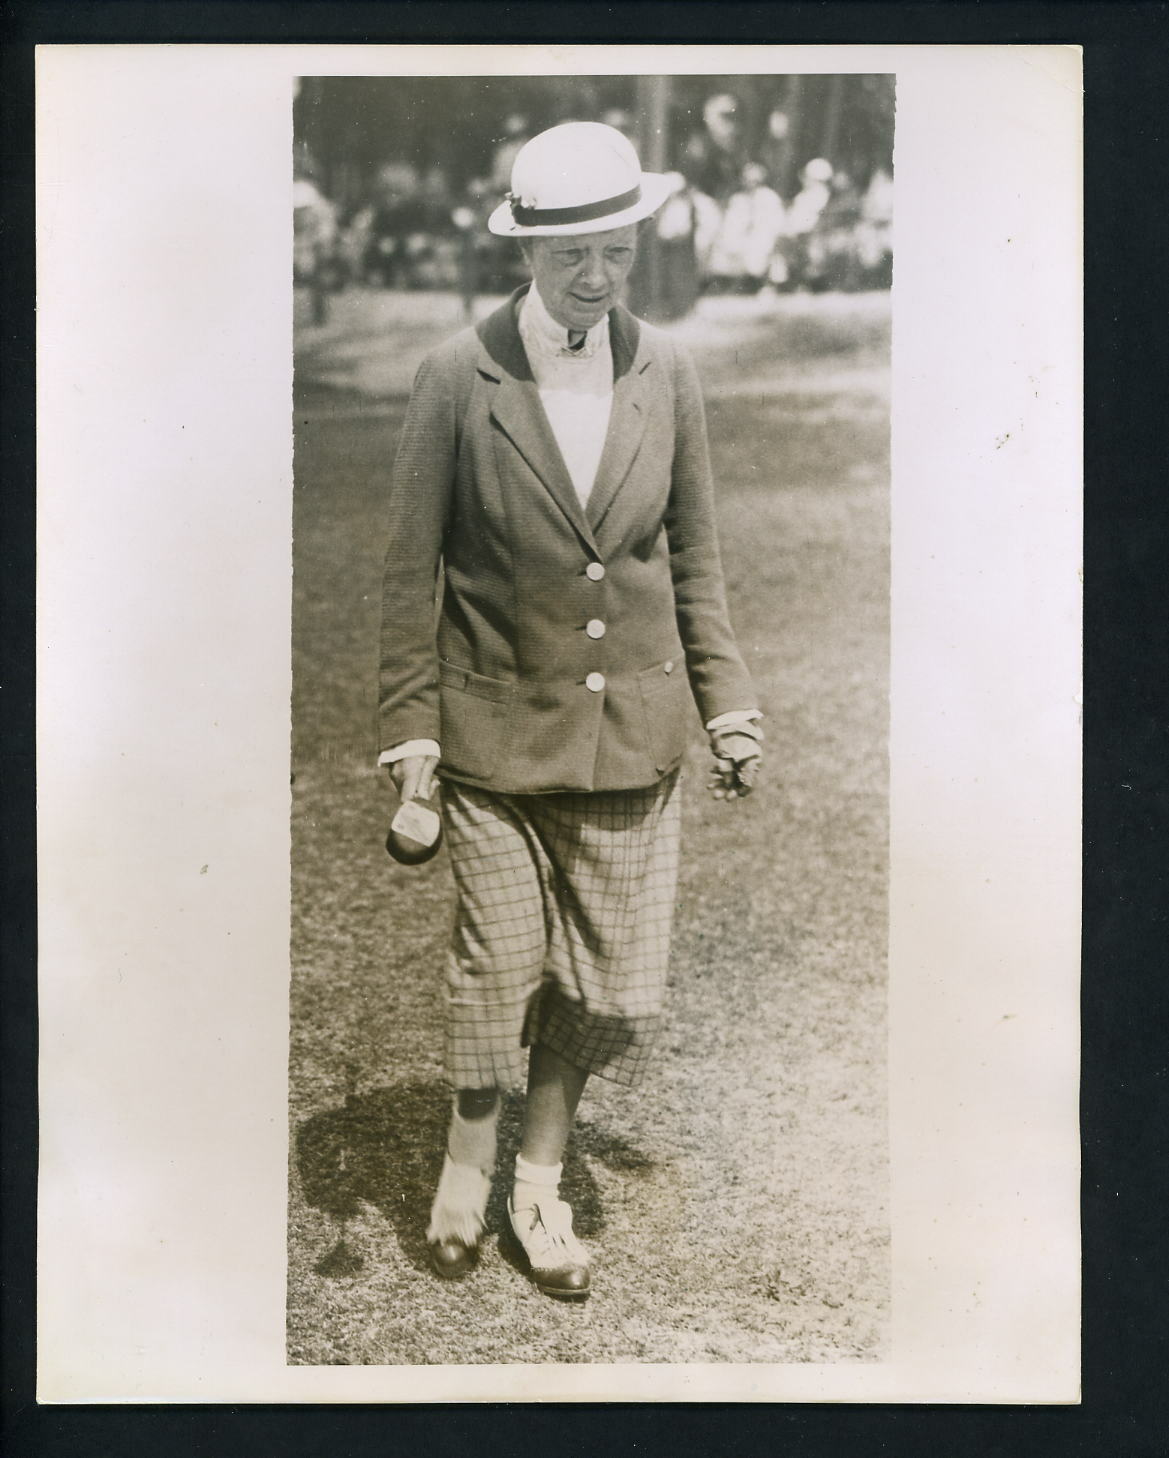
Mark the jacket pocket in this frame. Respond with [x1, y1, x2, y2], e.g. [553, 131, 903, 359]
[439, 663, 513, 780]
[638, 659, 692, 774]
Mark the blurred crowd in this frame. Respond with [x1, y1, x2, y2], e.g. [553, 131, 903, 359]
[294, 96, 893, 322]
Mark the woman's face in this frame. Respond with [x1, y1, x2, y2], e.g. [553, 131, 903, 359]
[526, 226, 638, 331]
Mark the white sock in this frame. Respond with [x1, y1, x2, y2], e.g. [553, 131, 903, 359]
[427, 1155, 490, 1245]
[427, 1100, 499, 1245]
[512, 1154, 562, 1212]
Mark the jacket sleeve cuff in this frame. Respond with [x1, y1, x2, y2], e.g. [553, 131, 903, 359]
[705, 710, 763, 738]
[378, 739, 441, 767]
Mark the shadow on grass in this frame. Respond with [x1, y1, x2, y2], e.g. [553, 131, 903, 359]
[294, 1080, 655, 1279]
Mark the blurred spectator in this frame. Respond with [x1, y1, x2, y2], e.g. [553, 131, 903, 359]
[775, 157, 834, 289]
[804, 169, 862, 291]
[293, 139, 322, 187]
[786, 157, 834, 234]
[408, 166, 460, 290]
[682, 93, 749, 203]
[757, 107, 794, 199]
[293, 175, 341, 323]
[803, 169, 865, 292]
[689, 184, 724, 278]
[856, 165, 894, 287]
[418, 166, 455, 233]
[649, 171, 705, 319]
[452, 176, 496, 318]
[363, 163, 432, 288]
[824, 169, 863, 227]
[491, 114, 531, 194]
[707, 162, 786, 294]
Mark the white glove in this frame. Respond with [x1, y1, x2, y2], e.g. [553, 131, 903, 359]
[707, 730, 762, 801]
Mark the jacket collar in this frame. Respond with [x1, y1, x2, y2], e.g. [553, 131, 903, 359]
[476, 287, 651, 547]
[476, 284, 643, 381]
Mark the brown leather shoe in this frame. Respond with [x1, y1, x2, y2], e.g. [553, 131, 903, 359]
[508, 1197, 591, 1299]
[429, 1237, 478, 1280]
[530, 1261, 590, 1299]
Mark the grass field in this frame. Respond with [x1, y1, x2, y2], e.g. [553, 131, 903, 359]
[288, 288, 891, 1365]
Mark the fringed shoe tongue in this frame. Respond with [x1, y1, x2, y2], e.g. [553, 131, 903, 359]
[426, 1155, 491, 1246]
[510, 1197, 589, 1270]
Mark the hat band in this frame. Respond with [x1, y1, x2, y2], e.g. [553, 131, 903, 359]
[510, 184, 642, 227]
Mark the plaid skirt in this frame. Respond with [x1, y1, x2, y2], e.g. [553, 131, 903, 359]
[439, 770, 682, 1090]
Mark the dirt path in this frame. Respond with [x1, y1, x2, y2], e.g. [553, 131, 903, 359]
[288, 290, 890, 1365]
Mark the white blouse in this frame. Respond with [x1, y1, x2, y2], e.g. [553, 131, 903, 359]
[517, 283, 614, 508]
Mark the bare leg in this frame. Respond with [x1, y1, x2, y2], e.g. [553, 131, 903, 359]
[447, 1085, 500, 1173]
[519, 1044, 589, 1166]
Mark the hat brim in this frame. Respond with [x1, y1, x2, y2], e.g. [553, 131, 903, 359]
[486, 171, 674, 237]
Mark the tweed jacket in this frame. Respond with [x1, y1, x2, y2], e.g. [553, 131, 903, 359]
[377, 286, 756, 794]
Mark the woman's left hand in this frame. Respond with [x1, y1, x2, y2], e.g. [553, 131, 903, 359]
[707, 731, 762, 801]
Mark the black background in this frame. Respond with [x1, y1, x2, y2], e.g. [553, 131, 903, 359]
[3, 3, 1167, 1454]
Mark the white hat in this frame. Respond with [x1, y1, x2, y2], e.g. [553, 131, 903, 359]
[487, 121, 673, 237]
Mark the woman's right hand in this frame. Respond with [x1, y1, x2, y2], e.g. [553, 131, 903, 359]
[389, 754, 440, 804]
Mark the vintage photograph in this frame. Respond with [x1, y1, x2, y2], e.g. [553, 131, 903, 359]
[288, 72, 894, 1365]
[32, 40, 1082, 1403]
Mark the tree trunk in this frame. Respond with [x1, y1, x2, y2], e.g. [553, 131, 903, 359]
[630, 75, 671, 320]
[820, 74, 845, 166]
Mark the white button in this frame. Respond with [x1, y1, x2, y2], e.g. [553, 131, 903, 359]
[586, 562, 605, 581]
[664, 659, 675, 674]
[585, 672, 606, 692]
[586, 619, 606, 639]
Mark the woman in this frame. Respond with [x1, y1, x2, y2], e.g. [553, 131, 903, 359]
[378, 122, 762, 1298]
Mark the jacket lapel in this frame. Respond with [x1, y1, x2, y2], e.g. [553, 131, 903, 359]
[479, 291, 598, 551]
[586, 305, 650, 533]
